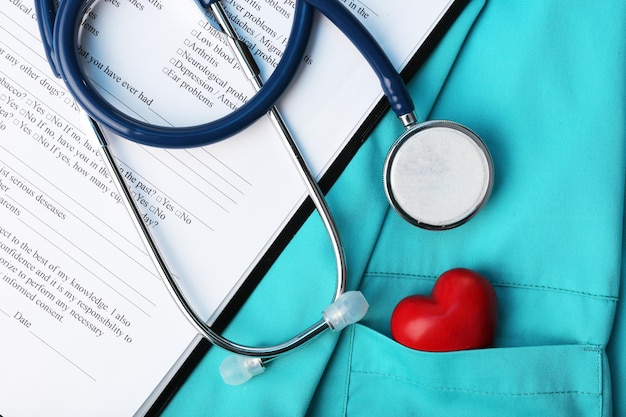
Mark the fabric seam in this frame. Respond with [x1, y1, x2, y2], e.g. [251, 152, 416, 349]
[341, 325, 356, 417]
[364, 271, 619, 301]
[349, 369, 601, 398]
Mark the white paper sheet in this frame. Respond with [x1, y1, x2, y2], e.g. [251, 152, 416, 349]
[0, 1, 456, 415]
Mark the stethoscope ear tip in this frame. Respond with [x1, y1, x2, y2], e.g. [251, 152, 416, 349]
[323, 290, 369, 331]
[384, 120, 494, 230]
[220, 355, 265, 385]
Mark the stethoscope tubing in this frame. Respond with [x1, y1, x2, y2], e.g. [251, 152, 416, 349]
[37, 0, 314, 147]
[36, 0, 416, 148]
[305, 0, 414, 118]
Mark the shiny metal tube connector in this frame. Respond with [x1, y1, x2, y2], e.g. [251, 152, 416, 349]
[399, 112, 418, 128]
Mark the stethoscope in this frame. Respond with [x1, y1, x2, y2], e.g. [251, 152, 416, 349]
[35, 0, 493, 384]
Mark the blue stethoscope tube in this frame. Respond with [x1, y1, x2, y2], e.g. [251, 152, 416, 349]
[36, 0, 415, 148]
[36, 0, 312, 147]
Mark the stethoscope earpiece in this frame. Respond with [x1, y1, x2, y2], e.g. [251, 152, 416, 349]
[384, 120, 493, 230]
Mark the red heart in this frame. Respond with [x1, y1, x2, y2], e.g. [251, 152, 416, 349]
[390, 268, 497, 352]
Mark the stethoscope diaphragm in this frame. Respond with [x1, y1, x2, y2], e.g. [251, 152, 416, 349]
[384, 120, 494, 230]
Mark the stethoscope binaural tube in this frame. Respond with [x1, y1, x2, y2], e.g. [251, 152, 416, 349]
[84, 112, 370, 385]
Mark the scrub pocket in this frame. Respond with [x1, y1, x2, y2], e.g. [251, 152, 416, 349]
[335, 325, 607, 417]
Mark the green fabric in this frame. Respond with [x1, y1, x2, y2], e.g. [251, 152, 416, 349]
[161, 0, 626, 415]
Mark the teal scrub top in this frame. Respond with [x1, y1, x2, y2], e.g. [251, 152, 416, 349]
[162, 0, 626, 415]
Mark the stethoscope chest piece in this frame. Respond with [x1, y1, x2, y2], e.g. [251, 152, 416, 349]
[384, 120, 493, 230]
